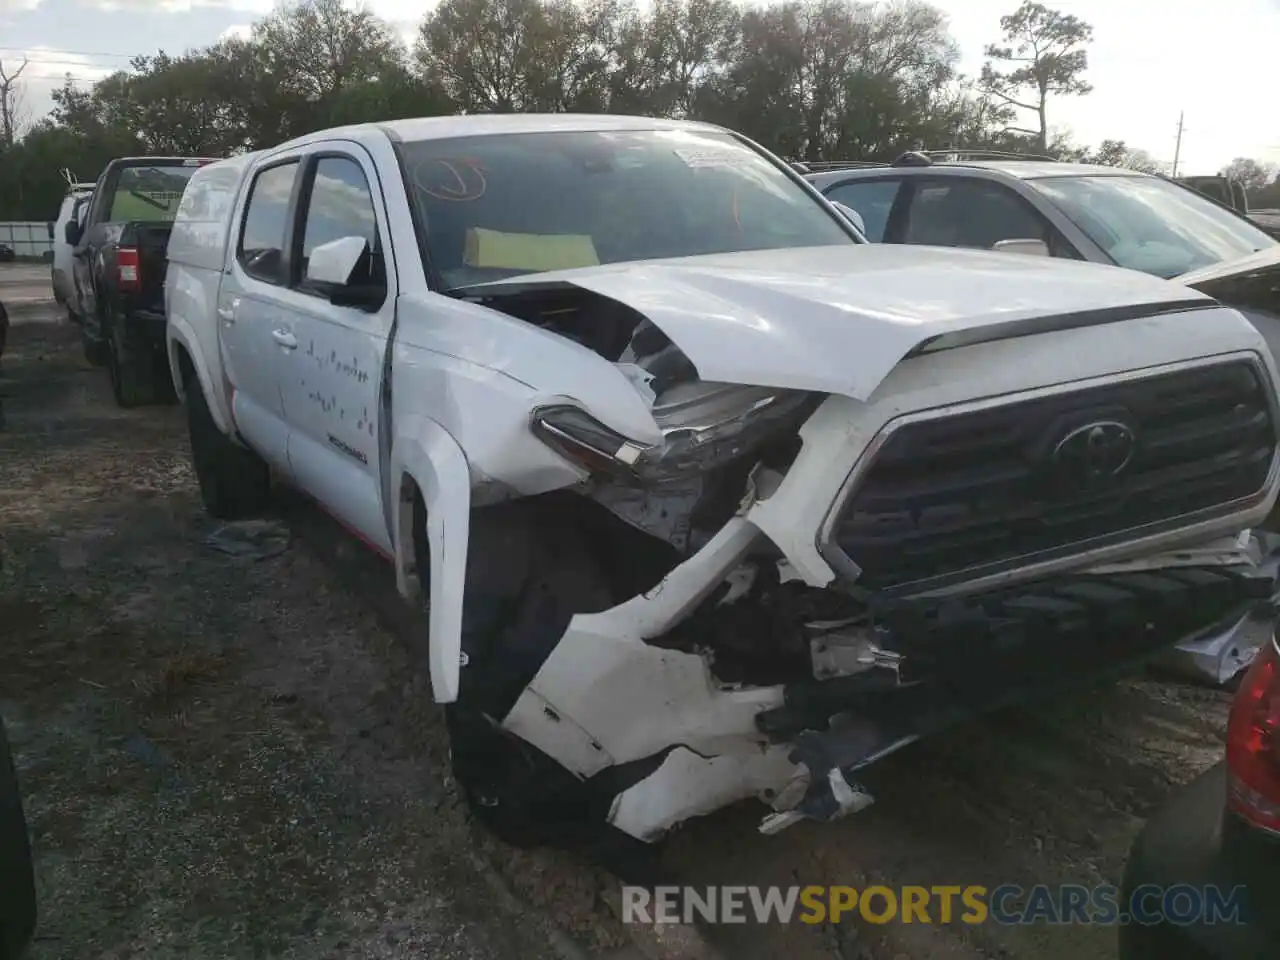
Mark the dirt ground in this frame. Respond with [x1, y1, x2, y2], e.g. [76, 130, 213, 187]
[0, 262, 1245, 960]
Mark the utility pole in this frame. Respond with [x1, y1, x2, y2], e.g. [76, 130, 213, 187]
[1172, 111, 1185, 177]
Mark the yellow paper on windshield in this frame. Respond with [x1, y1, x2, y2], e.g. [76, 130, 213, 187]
[464, 228, 599, 271]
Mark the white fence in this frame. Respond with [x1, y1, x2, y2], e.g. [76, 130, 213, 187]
[0, 222, 55, 258]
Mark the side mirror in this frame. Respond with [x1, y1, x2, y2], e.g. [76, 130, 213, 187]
[306, 235, 367, 287]
[305, 235, 384, 309]
[64, 220, 82, 246]
[992, 238, 1050, 257]
[829, 201, 867, 237]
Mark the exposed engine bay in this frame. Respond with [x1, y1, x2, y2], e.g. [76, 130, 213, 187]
[463, 283, 814, 556]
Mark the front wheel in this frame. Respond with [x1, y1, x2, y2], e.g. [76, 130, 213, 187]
[186, 376, 271, 519]
[436, 503, 663, 880]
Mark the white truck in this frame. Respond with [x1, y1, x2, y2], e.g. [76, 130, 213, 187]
[165, 114, 1280, 863]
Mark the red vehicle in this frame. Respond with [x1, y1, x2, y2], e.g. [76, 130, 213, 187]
[1119, 630, 1280, 958]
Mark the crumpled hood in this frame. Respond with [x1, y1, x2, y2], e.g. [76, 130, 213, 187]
[466, 245, 1214, 400]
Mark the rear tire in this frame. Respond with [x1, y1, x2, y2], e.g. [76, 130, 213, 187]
[107, 319, 158, 408]
[186, 376, 270, 519]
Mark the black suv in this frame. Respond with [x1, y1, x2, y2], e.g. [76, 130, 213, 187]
[802, 150, 1278, 282]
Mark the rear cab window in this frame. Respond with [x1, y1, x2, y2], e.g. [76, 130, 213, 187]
[105, 162, 207, 223]
[237, 161, 300, 285]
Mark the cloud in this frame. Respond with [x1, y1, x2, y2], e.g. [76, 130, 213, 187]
[5, 45, 118, 132]
[218, 23, 253, 41]
[88, 0, 274, 11]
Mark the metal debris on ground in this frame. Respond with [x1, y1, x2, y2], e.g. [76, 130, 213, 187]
[204, 519, 291, 561]
[1154, 529, 1280, 686]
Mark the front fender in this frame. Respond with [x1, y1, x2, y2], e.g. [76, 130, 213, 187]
[391, 416, 471, 703]
[166, 315, 232, 436]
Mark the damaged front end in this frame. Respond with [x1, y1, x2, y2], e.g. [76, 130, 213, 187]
[445, 280, 1280, 849]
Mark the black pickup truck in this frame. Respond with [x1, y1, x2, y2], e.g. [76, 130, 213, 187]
[66, 156, 215, 407]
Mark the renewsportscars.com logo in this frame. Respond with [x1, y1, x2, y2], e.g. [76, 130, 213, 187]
[621, 884, 1250, 926]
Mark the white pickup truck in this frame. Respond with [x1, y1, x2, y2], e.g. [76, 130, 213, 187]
[165, 114, 1280, 861]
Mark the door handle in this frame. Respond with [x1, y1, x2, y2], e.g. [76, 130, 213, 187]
[272, 329, 298, 350]
[217, 297, 240, 323]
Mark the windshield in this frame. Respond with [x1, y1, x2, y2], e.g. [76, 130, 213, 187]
[397, 128, 855, 291]
[1031, 174, 1277, 278]
[108, 164, 204, 222]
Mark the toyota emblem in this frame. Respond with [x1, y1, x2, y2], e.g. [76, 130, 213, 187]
[1051, 420, 1136, 484]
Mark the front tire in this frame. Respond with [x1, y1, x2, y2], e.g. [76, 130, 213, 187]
[186, 376, 270, 519]
[434, 502, 664, 881]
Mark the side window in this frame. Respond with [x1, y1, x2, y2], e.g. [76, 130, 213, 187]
[824, 180, 901, 242]
[237, 161, 299, 285]
[903, 179, 1060, 252]
[297, 156, 384, 295]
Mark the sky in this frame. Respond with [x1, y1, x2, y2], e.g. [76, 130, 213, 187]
[1, 0, 1278, 175]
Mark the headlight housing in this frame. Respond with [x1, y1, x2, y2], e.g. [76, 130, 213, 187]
[532, 382, 814, 484]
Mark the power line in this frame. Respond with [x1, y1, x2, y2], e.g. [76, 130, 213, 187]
[0, 46, 138, 60]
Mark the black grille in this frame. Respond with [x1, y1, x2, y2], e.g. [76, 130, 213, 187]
[830, 360, 1278, 592]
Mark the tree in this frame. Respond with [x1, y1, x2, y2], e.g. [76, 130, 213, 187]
[1220, 157, 1277, 195]
[610, 0, 739, 117]
[0, 57, 29, 147]
[1089, 138, 1160, 173]
[0, 0, 1128, 218]
[979, 1, 1093, 152]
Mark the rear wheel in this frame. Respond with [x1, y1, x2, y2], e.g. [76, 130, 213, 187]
[186, 376, 271, 519]
[107, 319, 159, 408]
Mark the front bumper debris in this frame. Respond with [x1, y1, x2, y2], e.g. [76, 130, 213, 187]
[1156, 530, 1280, 685]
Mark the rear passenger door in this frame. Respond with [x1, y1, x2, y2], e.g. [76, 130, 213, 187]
[890, 177, 1081, 258]
[220, 156, 303, 475]
[270, 145, 397, 555]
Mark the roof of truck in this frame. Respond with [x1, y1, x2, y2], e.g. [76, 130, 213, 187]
[266, 114, 723, 154]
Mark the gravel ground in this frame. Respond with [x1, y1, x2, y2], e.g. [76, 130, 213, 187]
[0, 263, 1248, 960]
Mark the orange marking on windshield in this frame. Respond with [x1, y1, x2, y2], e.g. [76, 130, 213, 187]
[418, 158, 487, 202]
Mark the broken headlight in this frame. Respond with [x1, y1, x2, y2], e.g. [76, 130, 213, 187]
[532, 382, 814, 484]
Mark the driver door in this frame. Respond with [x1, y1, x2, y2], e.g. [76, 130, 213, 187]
[271, 144, 397, 554]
